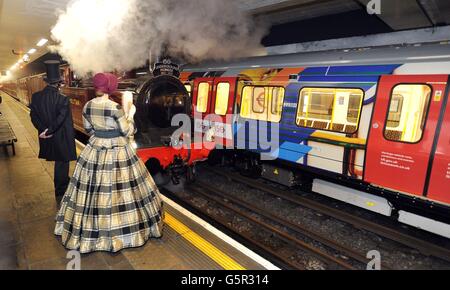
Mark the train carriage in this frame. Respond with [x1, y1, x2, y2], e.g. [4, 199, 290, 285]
[185, 44, 450, 238]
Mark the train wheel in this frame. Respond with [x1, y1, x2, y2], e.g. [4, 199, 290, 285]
[238, 158, 261, 179]
[186, 165, 197, 184]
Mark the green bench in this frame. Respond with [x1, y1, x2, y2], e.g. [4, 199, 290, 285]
[0, 117, 17, 156]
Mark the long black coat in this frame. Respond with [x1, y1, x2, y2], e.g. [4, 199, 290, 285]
[30, 86, 77, 162]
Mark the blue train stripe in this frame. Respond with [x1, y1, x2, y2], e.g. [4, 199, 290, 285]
[326, 64, 400, 76]
[300, 65, 400, 77]
[280, 141, 312, 154]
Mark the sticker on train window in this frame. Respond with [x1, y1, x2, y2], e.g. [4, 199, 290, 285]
[296, 88, 364, 134]
[384, 84, 432, 144]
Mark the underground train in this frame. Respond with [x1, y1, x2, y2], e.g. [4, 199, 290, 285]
[1, 43, 450, 239]
[180, 43, 450, 239]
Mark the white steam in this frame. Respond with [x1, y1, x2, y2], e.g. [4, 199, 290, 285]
[51, 0, 267, 76]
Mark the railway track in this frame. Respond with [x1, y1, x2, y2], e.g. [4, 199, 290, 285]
[193, 179, 393, 270]
[164, 183, 359, 270]
[206, 167, 450, 264]
[193, 181, 392, 269]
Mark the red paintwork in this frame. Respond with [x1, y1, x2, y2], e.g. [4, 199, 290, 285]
[365, 75, 448, 197]
[137, 142, 214, 169]
[427, 90, 450, 204]
[193, 77, 237, 148]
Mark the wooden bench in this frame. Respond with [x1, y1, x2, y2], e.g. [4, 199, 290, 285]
[0, 117, 17, 156]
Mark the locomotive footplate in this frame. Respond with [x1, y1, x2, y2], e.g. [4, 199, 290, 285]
[137, 139, 214, 185]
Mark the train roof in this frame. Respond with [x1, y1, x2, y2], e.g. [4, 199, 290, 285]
[183, 43, 450, 72]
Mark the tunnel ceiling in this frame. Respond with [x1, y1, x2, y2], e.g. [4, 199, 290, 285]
[1, 0, 450, 72]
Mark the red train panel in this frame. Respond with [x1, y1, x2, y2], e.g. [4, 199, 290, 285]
[193, 77, 237, 148]
[365, 75, 448, 198]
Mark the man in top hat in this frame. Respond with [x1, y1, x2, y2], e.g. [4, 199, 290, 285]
[30, 60, 77, 201]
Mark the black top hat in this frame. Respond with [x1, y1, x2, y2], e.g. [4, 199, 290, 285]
[43, 60, 63, 84]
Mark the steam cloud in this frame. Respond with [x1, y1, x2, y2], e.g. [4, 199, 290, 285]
[51, 0, 267, 76]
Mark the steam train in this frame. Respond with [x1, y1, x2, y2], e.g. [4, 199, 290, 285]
[1, 43, 450, 239]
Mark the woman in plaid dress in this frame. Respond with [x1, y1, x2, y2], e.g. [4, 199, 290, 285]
[55, 73, 164, 253]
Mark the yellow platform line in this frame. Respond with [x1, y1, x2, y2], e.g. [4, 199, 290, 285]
[165, 213, 246, 270]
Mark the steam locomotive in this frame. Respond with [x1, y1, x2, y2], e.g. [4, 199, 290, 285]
[1, 61, 212, 184]
[2, 43, 450, 239]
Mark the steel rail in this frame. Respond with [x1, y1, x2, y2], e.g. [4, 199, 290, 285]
[187, 183, 356, 270]
[160, 188, 305, 270]
[195, 179, 392, 270]
[208, 167, 450, 264]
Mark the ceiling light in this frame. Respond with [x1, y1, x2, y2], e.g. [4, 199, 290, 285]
[28, 48, 37, 54]
[36, 38, 48, 47]
[22, 54, 30, 61]
[18, 59, 23, 64]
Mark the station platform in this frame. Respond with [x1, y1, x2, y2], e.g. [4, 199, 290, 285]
[0, 92, 275, 270]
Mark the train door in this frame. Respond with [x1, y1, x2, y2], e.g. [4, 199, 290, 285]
[426, 83, 450, 204]
[365, 75, 448, 196]
[193, 77, 237, 147]
[209, 77, 237, 147]
[193, 77, 214, 139]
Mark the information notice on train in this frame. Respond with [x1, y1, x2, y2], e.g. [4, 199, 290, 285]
[380, 152, 414, 171]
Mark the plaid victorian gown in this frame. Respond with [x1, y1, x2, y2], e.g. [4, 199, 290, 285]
[55, 98, 164, 253]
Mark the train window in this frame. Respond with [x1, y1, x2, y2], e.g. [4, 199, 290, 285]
[240, 86, 253, 119]
[269, 87, 286, 123]
[271, 87, 285, 115]
[384, 84, 432, 143]
[215, 83, 230, 115]
[297, 88, 364, 134]
[196, 82, 210, 113]
[253, 87, 266, 114]
[347, 94, 363, 123]
[240, 86, 285, 122]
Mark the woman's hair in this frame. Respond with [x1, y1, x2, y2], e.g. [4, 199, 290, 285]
[93, 73, 118, 95]
[95, 90, 108, 97]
